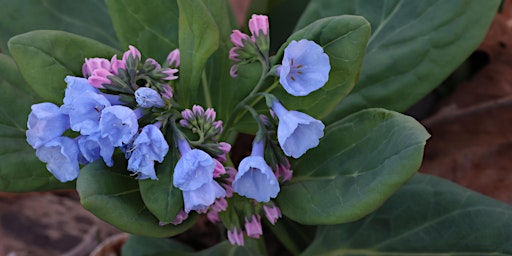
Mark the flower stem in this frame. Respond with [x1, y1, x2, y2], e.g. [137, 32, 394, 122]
[202, 70, 212, 108]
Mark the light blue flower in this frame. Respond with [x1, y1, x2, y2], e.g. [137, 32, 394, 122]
[127, 124, 169, 180]
[135, 87, 165, 108]
[77, 133, 115, 167]
[278, 39, 330, 96]
[173, 139, 216, 191]
[233, 140, 279, 202]
[182, 180, 225, 213]
[26, 102, 69, 149]
[99, 105, 138, 147]
[61, 76, 111, 135]
[272, 100, 325, 158]
[35, 137, 80, 182]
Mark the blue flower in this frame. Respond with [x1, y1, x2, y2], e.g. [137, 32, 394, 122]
[173, 139, 215, 191]
[233, 140, 279, 202]
[99, 105, 138, 147]
[26, 102, 69, 149]
[35, 137, 80, 182]
[135, 87, 165, 108]
[182, 180, 225, 213]
[77, 133, 115, 167]
[272, 100, 325, 158]
[61, 76, 111, 135]
[278, 39, 330, 96]
[127, 124, 169, 180]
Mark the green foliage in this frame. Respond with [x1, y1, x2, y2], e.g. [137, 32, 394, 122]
[295, 0, 501, 123]
[0, 53, 74, 192]
[302, 174, 512, 255]
[8, 30, 119, 103]
[277, 108, 430, 224]
[77, 159, 197, 237]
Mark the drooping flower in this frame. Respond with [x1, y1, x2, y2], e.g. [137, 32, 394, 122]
[244, 215, 263, 238]
[99, 105, 138, 147]
[182, 180, 225, 213]
[26, 102, 69, 149]
[77, 133, 115, 167]
[35, 137, 80, 182]
[126, 124, 169, 180]
[168, 210, 188, 225]
[277, 39, 330, 96]
[227, 227, 245, 246]
[173, 139, 216, 191]
[134, 87, 165, 108]
[233, 140, 280, 202]
[263, 204, 282, 225]
[271, 100, 325, 158]
[275, 159, 293, 182]
[61, 76, 111, 135]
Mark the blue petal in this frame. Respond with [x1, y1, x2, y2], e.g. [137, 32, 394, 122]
[135, 87, 165, 108]
[183, 181, 225, 213]
[233, 156, 280, 202]
[99, 106, 138, 147]
[277, 110, 325, 158]
[35, 137, 80, 182]
[26, 102, 69, 149]
[173, 149, 215, 191]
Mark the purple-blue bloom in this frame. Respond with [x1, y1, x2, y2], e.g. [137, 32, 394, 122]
[182, 180, 225, 213]
[99, 105, 138, 147]
[278, 39, 330, 96]
[173, 139, 215, 191]
[127, 124, 169, 180]
[135, 87, 165, 108]
[233, 140, 279, 202]
[77, 133, 115, 167]
[61, 76, 111, 135]
[272, 100, 325, 158]
[35, 137, 80, 182]
[26, 102, 69, 149]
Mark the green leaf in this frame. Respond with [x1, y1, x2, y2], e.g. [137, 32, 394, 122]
[0, 53, 74, 192]
[270, 15, 370, 119]
[177, 0, 219, 107]
[0, 0, 119, 53]
[295, 0, 500, 123]
[122, 235, 194, 256]
[277, 108, 430, 225]
[105, 0, 179, 61]
[302, 174, 512, 256]
[266, 217, 316, 255]
[195, 239, 266, 256]
[139, 138, 183, 223]
[77, 160, 197, 237]
[8, 30, 119, 103]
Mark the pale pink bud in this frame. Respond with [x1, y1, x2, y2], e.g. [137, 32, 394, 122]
[110, 55, 125, 75]
[213, 159, 226, 178]
[207, 210, 220, 223]
[122, 45, 142, 63]
[229, 47, 239, 61]
[88, 68, 113, 88]
[211, 197, 228, 212]
[230, 65, 238, 78]
[166, 49, 180, 68]
[162, 68, 179, 80]
[227, 228, 244, 246]
[275, 159, 293, 182]
[192, 105, 205, 116]
[244, 215, 263, 238]
[249, 14, 269, 37]
[204, 108, 216, 123]
[169, 210, 189, 225]
[216, 142, 231, 162]
[263, 205, 282, 225]
[145, 58, 161, 69]
[162, 84, 173, 99]
[181, 109, 194, 121]
[82, 58, 111, 77]
[230, 30, 250, 47]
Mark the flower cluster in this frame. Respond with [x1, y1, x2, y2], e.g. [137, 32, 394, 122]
[26, 13, 331, 247]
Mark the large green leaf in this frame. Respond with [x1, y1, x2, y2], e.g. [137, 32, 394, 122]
[122, 235, 194, 256]
[0, 0, 118, 53]
[8, 30, 119, 103]
[302, 174, 512, 255]
[177, 0, 219, 107]
[0, 53, 74, 192]
[295, 0, 500, 123]
[105, 0, 179, 61]
[77, 160, 197, 237]
[139, 137, 183, 223]
[270, 15, 370, 119]
[277, 108, 430, 225]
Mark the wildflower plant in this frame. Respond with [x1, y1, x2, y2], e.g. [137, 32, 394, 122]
[1, 0, 511, 255]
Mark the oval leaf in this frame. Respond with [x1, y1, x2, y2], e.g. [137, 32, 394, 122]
[302, 174, 512, 255]
[295, 0, 500, 123]
[277, 108, 430, 225]
[8, 30, 119, 103]
[77, 160, 197, 237]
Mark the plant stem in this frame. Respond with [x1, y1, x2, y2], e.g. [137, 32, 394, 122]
[202, 70, 212, 108]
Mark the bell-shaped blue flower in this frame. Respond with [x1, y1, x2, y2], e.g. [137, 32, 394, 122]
[182, 180, 225, 213]
[233, 140, 279, 202]
[26, 102, 69, 149]
[77, 133, 114, 167]
[272, 100, 325, 158]
[135, 87, 165, 108]
[127, 124, 169, 180]
[99, 105, 138, 147]
[173, 138, 215, 191]
[61, 76, 111, 135]
[35, 137, 80, 182]
[278, 39, 330, 96]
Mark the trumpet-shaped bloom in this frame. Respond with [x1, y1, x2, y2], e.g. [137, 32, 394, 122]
[127, 124, 169, 180]
[77, 133, 114, 167]
[35, 137, 80, 182]
[233, 140, 279, 202]
[272, 100, 325, 158]
[182, 180, 225, 213]
[99, 105, 138, 147]
[134, 87, 165, 108]
[173, 139, 216, 191]
[26, 102, 69, 149]
[278, 39, 330, 96]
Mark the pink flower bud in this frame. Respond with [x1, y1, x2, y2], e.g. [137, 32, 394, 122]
[249, 14, 269, 37]
[169, 210, 189, 225]
[207, 210, 220, 223]
[244, 215, 263, 238]
[162, 84, 173, 99]
[229, 47, 239, 62]
[230, 30, 250, 47]
[227, 227, 244, 246]
[110, 55, 125, 75]
[230, 65, 238, 78]
[122, 45, 142, 63]
[213, 159, 226, 177]
[204, 108, 216, 123]
[162, 68, 179, 80]
[181, 109, 194, 121]
[263, 205, 282, 225]
[88, 68, 113, 88]
[192, 105, 205, 116]
[211, 197, 228, 212]
[82, 58, 111, 77]
[145, 58, 161, 69]
[166, 49, 180, 68]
